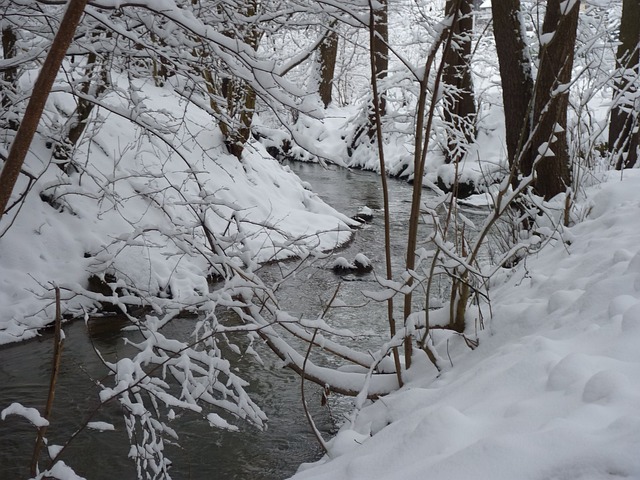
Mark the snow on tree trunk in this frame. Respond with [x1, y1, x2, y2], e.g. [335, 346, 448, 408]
[318, 24, 339, 108]
[442, 0, 477, 165]
[522, 0, 580, 200]
[610, 0, 640, 170]
[491, 0, 534, 175]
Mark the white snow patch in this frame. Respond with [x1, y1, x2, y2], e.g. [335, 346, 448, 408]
[87, 421, 116, 432]
[290, 173, 640, 480]
[1, 402, 49, 427]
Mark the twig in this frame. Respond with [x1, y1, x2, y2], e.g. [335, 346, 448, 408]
[31, 285, 64, 476]
[301, 328, 329, 455]
[300, 283, 342, 455]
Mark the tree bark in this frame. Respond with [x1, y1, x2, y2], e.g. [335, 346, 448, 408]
[0, 0, 89, 222]
[610, 0, 640, 170]
[318, 26, 339, 108]
[442, 0, 477, 164]
[371, 0, 388, 117]
[364, 0, 389, 140]
[521, 0, 580, 200]
[491, 0, 534, 174]
[55, 48, 109, 165]
[204, 0, 261, 160]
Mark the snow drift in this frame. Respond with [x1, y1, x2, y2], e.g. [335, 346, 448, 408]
[291, 171, 640, 480]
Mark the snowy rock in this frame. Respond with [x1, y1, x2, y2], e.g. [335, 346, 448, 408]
[87, 421, 116, 432]
[331, 254, 373, 274]
[436, 164, 481, 199]
[352, 206, 374, 223]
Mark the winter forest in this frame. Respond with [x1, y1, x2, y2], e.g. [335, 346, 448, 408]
[0, 0, 639, 478]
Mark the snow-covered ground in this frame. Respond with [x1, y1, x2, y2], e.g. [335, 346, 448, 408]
[0, 81, 355, 345]
[4, 85, 637, 480]
[290, 170, 640, 479]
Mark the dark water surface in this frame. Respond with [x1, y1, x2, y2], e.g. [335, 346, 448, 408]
[0, 162, 424, 479]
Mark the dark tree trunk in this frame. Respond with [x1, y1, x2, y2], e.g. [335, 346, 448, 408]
[491, 0, 534, 174]
[203, 0, 262, 160]
[442, 0, 477, 164]
[364, 0, 389, 140]
[610, 0, 640, 170]
[1, 25, 19, 130]
[55, 49, 109, 165]
[521, 0, 580, 200]
[318, 26, 339, 108]
[349, 0, 389, 152]
[371, 0, 388, 117]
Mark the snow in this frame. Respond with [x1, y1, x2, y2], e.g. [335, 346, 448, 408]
[357, 206, 373, 217]
[0, 78, 355, 345]
[86, 421, 115, 432]
[1, 402, 49, 428]
[206, 413, 239, 432]
[48, 445, 64, 459]
[353, 253, 370, 268]
[290, 172, 640, 479]
[324, 429, 370, 459]
[34, 461, 87, 480]
[0, 1, 635, 478]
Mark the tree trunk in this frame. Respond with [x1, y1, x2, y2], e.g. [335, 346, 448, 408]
[521, 0, 579, 200]
[318, 26, 339, 108]
[610, 0, 640, 170]
[491, 0, 534, 174]
[204, 0, 261, 160]
[371, 0, 388, 118]
[347, 0, 389, 152]
[442, 0, 477, 164]
[0, 0, 89, 222]
[55, 49, 109, 166]
[1, 25, 19, 130]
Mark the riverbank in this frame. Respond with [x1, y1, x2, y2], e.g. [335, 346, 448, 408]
[0, 82, 356, 345]
[290, 170, 640, 479]
[0, 162, 419, 479]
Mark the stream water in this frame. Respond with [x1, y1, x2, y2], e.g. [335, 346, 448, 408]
[0, 162, 437, 479]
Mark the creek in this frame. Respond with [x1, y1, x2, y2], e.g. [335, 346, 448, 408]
[0, 161, 440, 479]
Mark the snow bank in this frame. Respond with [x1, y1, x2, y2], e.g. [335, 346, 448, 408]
[290, 172, 640, 479]
[0, 80, 355, 344]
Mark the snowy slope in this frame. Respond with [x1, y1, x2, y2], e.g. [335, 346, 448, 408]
[0, 82, 355, 345]
[291, 171, 640, 480]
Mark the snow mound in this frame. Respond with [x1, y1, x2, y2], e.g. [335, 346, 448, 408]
[0, 83, 356, 344]
[290, 174, 640, 479]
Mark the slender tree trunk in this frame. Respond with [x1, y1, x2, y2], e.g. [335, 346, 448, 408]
[491, 0, 534, 175]
[610, 0, 640, 170]
[0, 0, 89, 222]
[367, 1, 403, 386]
[55, 49, 109, 165]
[371, 0, 388, 118]
[350, 0, 388, 151]
[362, 0, 389, 141]
[318, 25, 339, 108]
[442, 0, 477, 164]
[1, 25, 19, 130]
[403, 8, 459, 369]
[521, 0, 580, 200]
